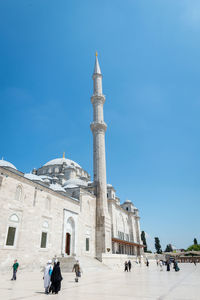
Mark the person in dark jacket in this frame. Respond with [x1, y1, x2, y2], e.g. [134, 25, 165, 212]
[124, 261, 128, 272]
[146, 259, 149, 267]
[50, 262, 62, 294]
[128, 260, 132, 271]
[166, 260, 170, 271]
[173, 260, 180, 272]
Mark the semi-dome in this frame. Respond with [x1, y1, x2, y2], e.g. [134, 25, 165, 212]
[107, 183, 113, 187]
[43, 158, 81, 169]
[39, 175, 52, 180]
[0, 159, 17, 170]
[50, 183, 66, 192]
[64, 178, 88, 188]
[65, 184, 78, 188]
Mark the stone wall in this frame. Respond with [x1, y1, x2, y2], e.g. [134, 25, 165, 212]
[0, 167, 96, 270]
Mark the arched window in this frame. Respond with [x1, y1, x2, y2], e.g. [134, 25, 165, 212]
[15, 185, 22, 201]
[6, 214, 19, 247]
[40, 220, 49, 248]
[9, 214, 19, 223]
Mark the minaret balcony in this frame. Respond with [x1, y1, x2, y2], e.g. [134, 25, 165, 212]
[90, 121, 107, 132]
[91, 95, 105, 104]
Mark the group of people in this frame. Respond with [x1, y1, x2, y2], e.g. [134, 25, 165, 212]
[10, 255, 181, 295]
[44, 260, 63, 295]
[124, 260, 132, 272]
[123, 258, 180, 273]
[158, 259, 180, 272]
[43, 259, 81, 295]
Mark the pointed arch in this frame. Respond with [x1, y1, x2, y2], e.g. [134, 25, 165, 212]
[65, 217, 75, 255]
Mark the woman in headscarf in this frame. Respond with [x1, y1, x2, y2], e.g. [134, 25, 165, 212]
[43, 260, 53, 294]
[50, 261, 63, 294]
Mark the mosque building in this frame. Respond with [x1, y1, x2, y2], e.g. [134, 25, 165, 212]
[0, 54, 144, 269]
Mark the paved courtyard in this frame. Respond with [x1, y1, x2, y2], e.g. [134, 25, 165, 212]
[0, 263, 199, 300]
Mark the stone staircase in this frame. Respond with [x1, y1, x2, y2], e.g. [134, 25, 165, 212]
[58, 256, 110, 273]
[58, 256, 77, 272]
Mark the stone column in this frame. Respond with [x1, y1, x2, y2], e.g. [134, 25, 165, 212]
[90, 53, 111, 261]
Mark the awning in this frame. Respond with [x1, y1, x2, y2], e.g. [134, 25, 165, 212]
[112, 237, 145, 248]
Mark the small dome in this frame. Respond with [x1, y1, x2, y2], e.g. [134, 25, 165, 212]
[0, 159, 17, 170]
[124, 200, 132, 204]
[43, 178, 50, 183]
[50, 183, 65, 192]
[43, 158, 81, 169]
[24, 173, 44, 182]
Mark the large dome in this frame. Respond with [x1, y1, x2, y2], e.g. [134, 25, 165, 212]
[43, 158, 81, 169]
[0, 159, 17, 170]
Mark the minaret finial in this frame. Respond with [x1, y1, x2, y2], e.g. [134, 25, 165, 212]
[63, 152, 65, 158]
[93, 51, 101, 75]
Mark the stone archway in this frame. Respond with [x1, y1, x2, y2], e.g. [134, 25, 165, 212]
[65, 217, 75, 256]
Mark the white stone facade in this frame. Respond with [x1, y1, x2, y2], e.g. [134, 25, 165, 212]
[0, 55, 144, 270]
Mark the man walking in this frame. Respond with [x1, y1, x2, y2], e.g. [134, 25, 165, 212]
[11, 259, 19, 280]
[72, 260, 81, 282]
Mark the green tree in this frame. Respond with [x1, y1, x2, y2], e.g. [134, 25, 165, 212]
[141, 231, 147, 252]
[194, 238, 198, 245]
[187, 244, 200, 251]
[165, 244, 173, 252]
[155, 237, 162, 254]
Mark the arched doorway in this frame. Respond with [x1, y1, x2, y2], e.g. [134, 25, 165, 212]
[65, 217, 75, 256]
[65, 233, 71, 255]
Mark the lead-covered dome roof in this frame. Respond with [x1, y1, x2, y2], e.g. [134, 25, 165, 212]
[24, 173, 44, 182]
[43, 158, 81, 169]
[64, 178, 88, 188]
[0, 159, 17, 170]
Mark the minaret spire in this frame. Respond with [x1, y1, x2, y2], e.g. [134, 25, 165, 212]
[90, 53, 111, 260]
[93, 52, 101, 75]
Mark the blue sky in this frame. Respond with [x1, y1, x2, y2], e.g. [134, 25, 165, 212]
[1, 0, 200, 251]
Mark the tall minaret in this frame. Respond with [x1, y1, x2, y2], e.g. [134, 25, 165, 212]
[90, 52, 111, 260]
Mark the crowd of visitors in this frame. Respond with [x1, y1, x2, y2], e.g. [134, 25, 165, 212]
[9, 256, 183, 295]
[123, 258, 180, 273]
